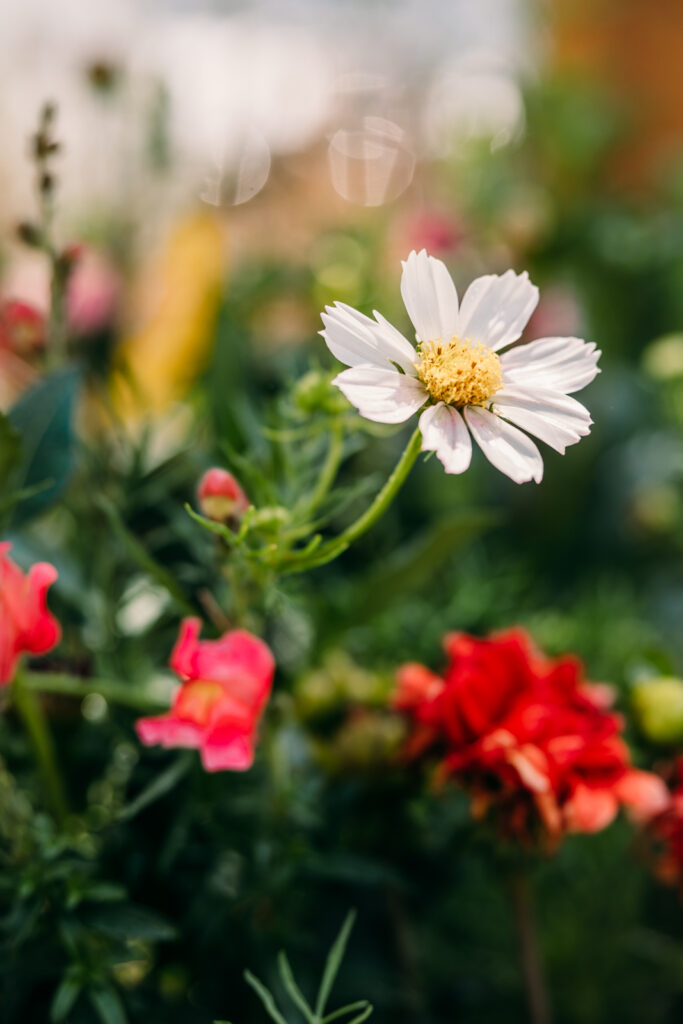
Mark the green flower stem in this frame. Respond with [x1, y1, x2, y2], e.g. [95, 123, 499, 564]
[12, 670, 69, 827]
[299, 424, 344, 517]
[278, 426, 422, 574]
[22, 672, 168, 714]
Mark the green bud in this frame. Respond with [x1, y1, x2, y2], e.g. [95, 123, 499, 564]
[643, 334, 683, 381]
[293, 370, 348, 416]
[249, 505, 290, 532]
[632, 676, 683, 744]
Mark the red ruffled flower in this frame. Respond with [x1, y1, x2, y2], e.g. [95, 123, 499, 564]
[394, 629, 667, 844]
[0, 542, 61, 685]
[136, 618, 275, 772]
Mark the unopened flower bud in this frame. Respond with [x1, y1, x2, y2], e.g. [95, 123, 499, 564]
[292, 370, 348, 416]
[633, 677, 683, 745]
[197, 468, 249, 526]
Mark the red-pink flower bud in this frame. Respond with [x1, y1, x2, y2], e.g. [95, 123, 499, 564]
[197, 468, 249, 526]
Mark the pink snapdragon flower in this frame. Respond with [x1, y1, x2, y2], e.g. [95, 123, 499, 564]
[0, 542, 61, 685]
[136, 618, 275, 771]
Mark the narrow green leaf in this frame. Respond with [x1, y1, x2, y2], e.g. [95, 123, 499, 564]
[344, 1005, 373, 1024]
[97, 496, 197, 616]
[322, 1001, 370, 1023]
[50, 976, 81, 1022]
[355, 510, 499, 619]
[84, 902, 177, 942]
[118, 752, 193, 821]
[185, 503, 238, 546]
[277, 952, 316, 1023]
[244, 971, 288, 1024]
[315, 910, 356, 1019]
[89, 985, 128, 1024]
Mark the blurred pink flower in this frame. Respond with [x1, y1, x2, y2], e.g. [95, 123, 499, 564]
[136, 618, 275, 771]
[0, 542, 61, 685]
[66, 246, 120, 336]
[402, 209, 464, 256]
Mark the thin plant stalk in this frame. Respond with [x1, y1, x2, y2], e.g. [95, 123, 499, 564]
[12, 669, 69, 827]
[280, 427, 422, 574]
[509, 870, 552, 1024]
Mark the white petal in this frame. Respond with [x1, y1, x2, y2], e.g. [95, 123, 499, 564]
[333, 364, 427, 424]
[419, 403, 472, 475]
[400, 249, 459, 343]
[321, 302, 417, 373]
[493, 386, 592, 454]
[455, 270, 539, 352]
[464, 405, 543, 484]
[500, 336, 601, 394]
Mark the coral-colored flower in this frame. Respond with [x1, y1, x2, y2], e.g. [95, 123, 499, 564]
[0, 542, 61, 685]
[393, 629, 668, 844]
[197, 468, 250, 526]
[136, 618, 274, 771]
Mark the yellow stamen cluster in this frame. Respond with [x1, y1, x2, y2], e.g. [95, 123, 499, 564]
[416, 336, 503, 407]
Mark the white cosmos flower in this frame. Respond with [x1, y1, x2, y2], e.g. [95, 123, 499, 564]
[320, 249, 601, 484]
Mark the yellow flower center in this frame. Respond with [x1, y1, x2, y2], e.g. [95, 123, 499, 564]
[416, 336, 503, 407]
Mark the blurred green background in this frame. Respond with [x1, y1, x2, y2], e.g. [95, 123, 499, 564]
[3, 1, 683, 1022]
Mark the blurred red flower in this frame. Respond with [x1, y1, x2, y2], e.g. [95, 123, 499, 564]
[136, 617, 274, 771]
[197, 468, 250, 526]
[646, 759, 683, 889]
[394, 629, 667, 844]
[0, 542, 61, 685]
[0, 300, 45, 355]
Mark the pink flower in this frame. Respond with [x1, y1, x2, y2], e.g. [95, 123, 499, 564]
[403, 210, 464, 256]
[136, 618, 275, 771]
[65, 246, 120, 336]
[197, 468, 250, 526]
[0, 542, 61, 685]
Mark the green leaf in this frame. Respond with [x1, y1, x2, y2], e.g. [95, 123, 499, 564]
[344, 1006, 373, 1024]
[89, 986, 128, 1024]
[244, 971, 288, 1024]
[50, 976, 82, 1022]
[8, 365, 81, 523]
[355, 510, 498, 619]
[185, 504, 238, 546]
[315, 911, 356, 1019]
[277, 951, 316, 1023]
[118, 751, 192, 821]
[96, 495, 197, 616]
[322, 1001, 372, 1024]
[84, 903, 177, 942]
[0, 410, 22, 485]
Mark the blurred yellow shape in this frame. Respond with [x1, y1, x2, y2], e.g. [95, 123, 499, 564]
[113, 212, 225, 418]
